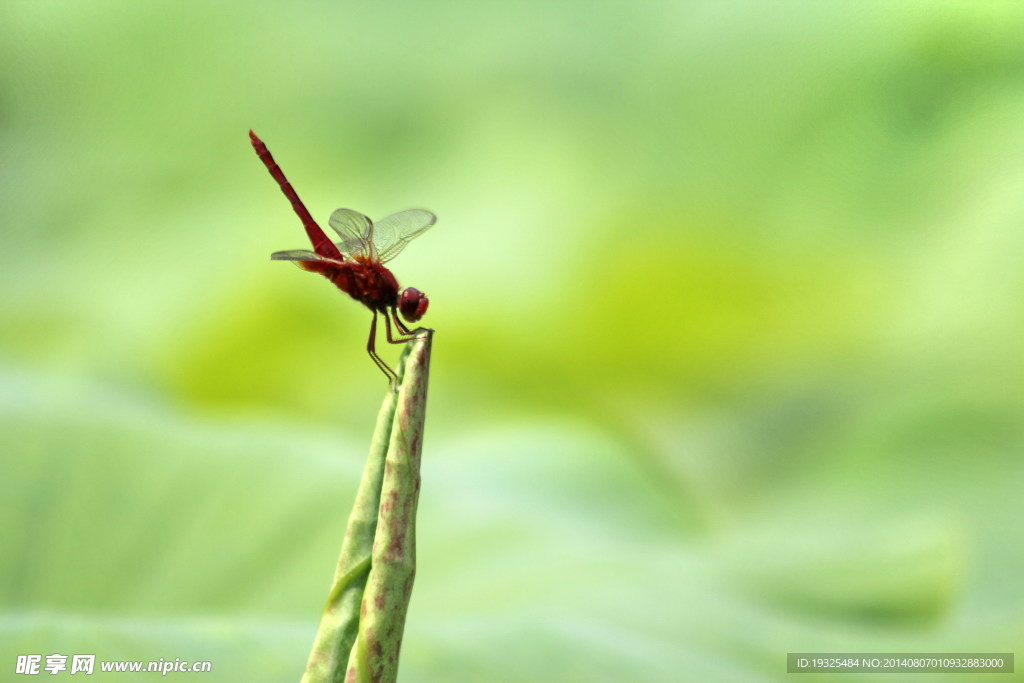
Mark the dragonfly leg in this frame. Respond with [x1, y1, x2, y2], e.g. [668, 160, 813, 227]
[367, 310, 399, 390]
[388, 307, 433, 341]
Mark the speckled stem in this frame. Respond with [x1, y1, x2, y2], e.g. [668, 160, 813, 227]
[344, 331, 431, 683]
[301, 333, 432, 683]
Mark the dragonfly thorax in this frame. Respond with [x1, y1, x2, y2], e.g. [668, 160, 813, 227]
[343, 260, 401, 311]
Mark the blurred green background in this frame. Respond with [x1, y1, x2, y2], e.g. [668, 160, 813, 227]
[3, 2, 1023, 681]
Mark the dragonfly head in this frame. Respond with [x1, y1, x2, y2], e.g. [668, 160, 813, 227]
[398, 287, 429, 323]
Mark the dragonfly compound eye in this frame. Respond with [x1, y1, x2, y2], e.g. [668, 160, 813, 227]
[398, 287, 429, 322]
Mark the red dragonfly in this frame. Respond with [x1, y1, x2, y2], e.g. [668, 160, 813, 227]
[249, 130, 434, 387]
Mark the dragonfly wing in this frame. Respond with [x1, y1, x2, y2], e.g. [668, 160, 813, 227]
[272, 249, 322, 261]
[373, 209, 436, 263]
[271, 249, 345, 265]
[328, 208, 377, 260]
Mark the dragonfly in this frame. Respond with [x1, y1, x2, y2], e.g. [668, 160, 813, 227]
[249, 130, 434, 388]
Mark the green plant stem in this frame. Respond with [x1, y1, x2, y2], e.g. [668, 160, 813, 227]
[302, 333, 432, 683]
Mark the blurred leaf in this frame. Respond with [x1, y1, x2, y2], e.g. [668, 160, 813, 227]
[4, 372, 1022, 681]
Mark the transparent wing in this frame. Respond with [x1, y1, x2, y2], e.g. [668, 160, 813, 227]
[271, 249, 345, 265]
[373, 209, 436, 263]
[272, 249, 324, 261]
[328, 208, 376, 260]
